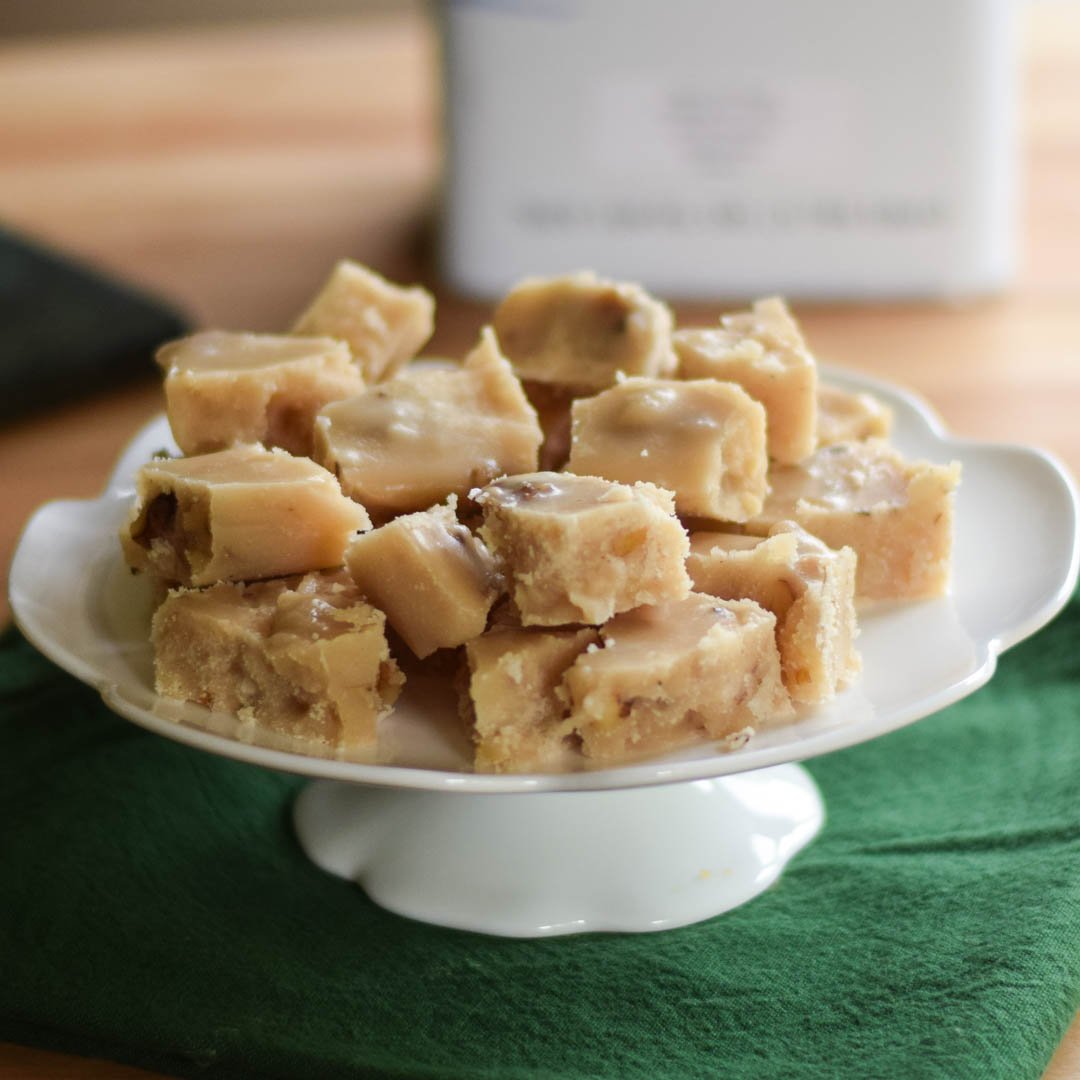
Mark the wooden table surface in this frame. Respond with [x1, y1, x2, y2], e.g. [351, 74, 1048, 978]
[1, 6, 1078, 1079]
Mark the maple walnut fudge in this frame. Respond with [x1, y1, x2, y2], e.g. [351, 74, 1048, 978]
[493, 271, 676, 392]
[157, 331, 366, 458]
[346, 503, 503, 658]
[817, 384, 893, 447]
[687, 524, 860, 704]
[473, 472, 691, 627]
[563, 594, 792, 764]
[292, 260, 435, 383]
[463, 626, 599, 773]
[120, 445, 369, 587]
[314, 328, 542, 519]
[567, 377, 768, 521]
[674, 297, 817, 465]
[153, 571, 403, 759]
[745, 440, 961, 600]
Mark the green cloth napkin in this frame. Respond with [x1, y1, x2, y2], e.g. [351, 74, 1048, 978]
[1, 592, 1079, 1080]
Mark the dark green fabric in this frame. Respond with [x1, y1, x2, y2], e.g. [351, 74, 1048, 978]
[1, 593, 1079, 1080]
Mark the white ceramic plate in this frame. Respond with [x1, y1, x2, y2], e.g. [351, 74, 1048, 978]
[10, 369, 1080, 795]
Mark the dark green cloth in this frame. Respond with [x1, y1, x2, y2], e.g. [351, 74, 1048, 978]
[1, 593, 1079, 1080]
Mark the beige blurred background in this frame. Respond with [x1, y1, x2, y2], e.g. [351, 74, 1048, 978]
[0, 0, 418, 37]
[0, 0, 1068, 37]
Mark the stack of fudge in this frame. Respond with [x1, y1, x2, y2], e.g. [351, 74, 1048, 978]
[119, 262, 960, 770]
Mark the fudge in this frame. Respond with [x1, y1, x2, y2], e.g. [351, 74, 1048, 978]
[473, 472, 691, 626]
[493, 271, 676, 392]
[745, 440, 961, 600]
[817, 384, 893, 446]
[567, 376, 768, 521]
[674, 297, 817, 465]
[463, 626, 599, 772]
[563, 593, 792, 763]
[314, 328, 542, 518]
[157, 330, 365, 457]
[346, 502, 504, 658]
[687, 523, 860, 704]
[292, 260, 435, 382]
[152, 570, 403, 759]
[120, 445, 369, 587]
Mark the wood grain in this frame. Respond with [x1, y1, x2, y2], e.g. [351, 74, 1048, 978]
[0, 6, 1077, 1078]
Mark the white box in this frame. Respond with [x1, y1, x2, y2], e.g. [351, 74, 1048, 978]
[440, 0, 1016, 300]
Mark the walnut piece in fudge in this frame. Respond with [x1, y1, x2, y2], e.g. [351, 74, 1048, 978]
[674, 297, 817, 465]
[463, 626, 599, 773]
[152, 570, 404, 759]
[120, 445, 369, 587]
[563, 593, 792, 764]
[346, 503, 503, 658]
[314, 328, 542, 519]
[567, 377, 768, 522]
[473, 472, 691, 627]
[745, 440, 961, 600]
[292, 260, 435, 383]
[687, 523, 860, 704]
[157, 330, 365, 458]
[817, 384, 893, 447]
[493, 271, 676, 392]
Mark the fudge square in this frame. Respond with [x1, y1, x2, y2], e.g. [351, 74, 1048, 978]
[120, 445, 369, 587]
[817, 383, 893, 447]
[157, 330, 365, 458]
[463, 626, 599, 773]
[563, 593, 792, 764]
[292, 259, 435, 383]
[493, 271, 676, 392]
[674, 297, 818, 465]
[314, 327, 542, 519]
[745, 440, 961, 600]
[687, 523, 860, 705]
[152, 570, 404, 759]
[567, 376, 768, 522]
[346, 503, 504, 659]
[472, 472, 691, 627]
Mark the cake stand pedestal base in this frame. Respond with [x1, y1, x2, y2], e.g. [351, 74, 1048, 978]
[293, 763, 824, 937]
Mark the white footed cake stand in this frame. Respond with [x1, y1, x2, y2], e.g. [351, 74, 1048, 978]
[10, 370, 1079, 936]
